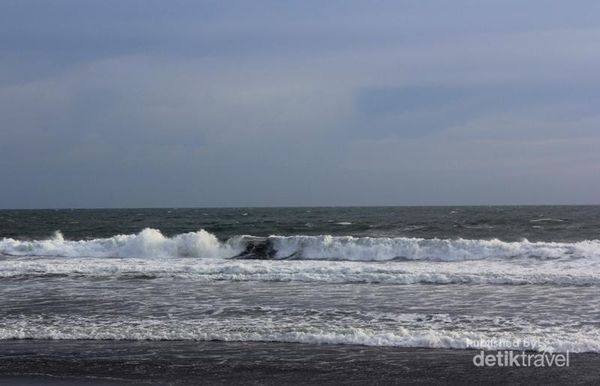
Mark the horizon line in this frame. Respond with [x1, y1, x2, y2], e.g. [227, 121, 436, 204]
[2, 203, 599, 210]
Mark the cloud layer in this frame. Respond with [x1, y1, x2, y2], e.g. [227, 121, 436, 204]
[1, 1, 599, 207]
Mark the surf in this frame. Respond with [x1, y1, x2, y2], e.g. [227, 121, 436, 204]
[2, 228, 600, 262]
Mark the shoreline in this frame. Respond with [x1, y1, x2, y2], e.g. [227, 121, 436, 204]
[1, 340, 599, 385]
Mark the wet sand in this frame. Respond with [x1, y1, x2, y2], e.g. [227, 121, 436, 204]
[0, 340, 598, 385]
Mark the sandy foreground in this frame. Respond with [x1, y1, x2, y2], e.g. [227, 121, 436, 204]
[0, 340, 598, 385]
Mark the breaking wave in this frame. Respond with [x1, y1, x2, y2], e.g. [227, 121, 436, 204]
[1, 228, 600, 261]
[1, 315, 598, 352]
[0, 229, 243, 259]
[267, 235, 600, 261]
[0, 258, 599, 285]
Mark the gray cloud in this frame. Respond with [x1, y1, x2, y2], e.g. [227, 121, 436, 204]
[1, 1, 599, 208]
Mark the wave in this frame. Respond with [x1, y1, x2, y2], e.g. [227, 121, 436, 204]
[266, 235, 600, 261]
[1, 228, 600, 261]
[1, 258, 599, 286]
[0, 229, 243, 259]
[1, 315, 597, 353]
[530, 218, 565, 223]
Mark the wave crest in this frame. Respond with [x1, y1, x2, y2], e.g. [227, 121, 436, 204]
[1, 315, 598, 352]
[267, 235, 600, 261]
[1, 229, 600, 261]
[0, 228, 242, 259]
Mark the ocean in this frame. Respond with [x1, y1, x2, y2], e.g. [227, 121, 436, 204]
[1, 206, 599, 383]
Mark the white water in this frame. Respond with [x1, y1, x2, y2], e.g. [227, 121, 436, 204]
[2, 228, 600, 261]
[1, 314, 598, 353]
[269, 234, 600, 261]
[2, 229, 599, 285]
[0, 229, 243, 259]
[1, 255, 599, 285]
[2, 229, 599, 353]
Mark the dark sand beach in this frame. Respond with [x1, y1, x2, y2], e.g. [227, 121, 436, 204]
[1, 340, 599, 385]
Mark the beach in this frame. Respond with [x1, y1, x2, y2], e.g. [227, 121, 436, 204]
[1, 207, 599, 384]
[2, 341, 599, 385]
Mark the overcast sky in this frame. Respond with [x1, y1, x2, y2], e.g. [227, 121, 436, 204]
[1, 1, 599, 208]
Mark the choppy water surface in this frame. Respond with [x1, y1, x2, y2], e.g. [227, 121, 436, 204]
[1, 206, 599, 353]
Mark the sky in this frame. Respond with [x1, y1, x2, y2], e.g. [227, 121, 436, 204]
[1, 0, 599, 208]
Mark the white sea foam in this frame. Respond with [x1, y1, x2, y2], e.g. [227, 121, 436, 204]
[268, 235, 600, 261]
[0, 257, 599, 286]
[1, 315, 598, 353]
[2, 229, 599, 262]
[0, 229, 243, 259]
[1, 231, 600, 285]
[530, 218, 565, 223]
